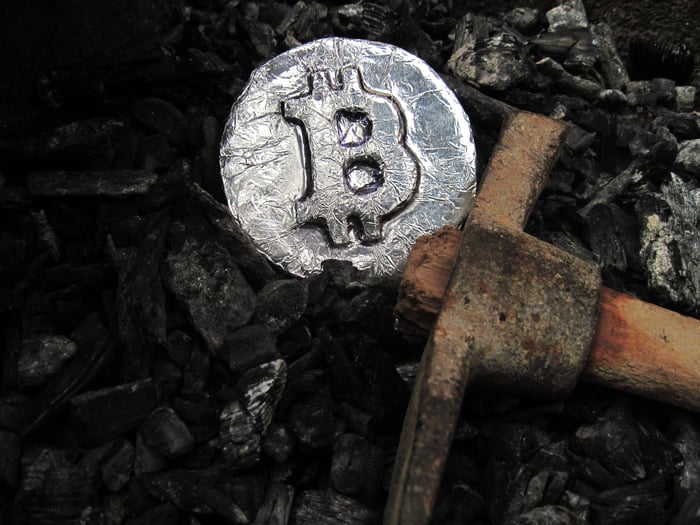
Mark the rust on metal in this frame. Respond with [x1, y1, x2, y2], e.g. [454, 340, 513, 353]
[385, 111, 575, 525]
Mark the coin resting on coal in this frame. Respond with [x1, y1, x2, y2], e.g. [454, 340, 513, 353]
[220, 38, 476, 278]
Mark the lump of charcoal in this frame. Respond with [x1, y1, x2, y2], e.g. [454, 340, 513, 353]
[591, 478, 666, 525]
[221, 324, 280, 373]
[509, 504, 580, 525]
[330, 433, 384, 505]
[254, 482, 294, 525]
[253, 279, 308, 334]
[0, 430, 20, 491]
[674, 138, 700, 175]
[70, 378, 160, 446]
[236, 359, 287, 434]
[291, 490, 378, 525]
[448, 17, 529, 91]
[17, 335, 78, 390]
[219, 400, 261, 469]
[489, 422, 550, 463]
[132, 98, 188, 149]
[140, 406, 195, 458]
[134, 434, 167, 477]
[626, 79, 676, 107]
[675, 85, 696, 113]
[27, 170, 158, 197]
[287, 388, 334, 449]
[636, 173, 700, 312]
[545, 3, 588, 31]
[262, 423, 296, 463]
[505, 7, 542, 34]
[161, 226, 256, 352]
[574, 399, 646, 482]
[585, 203, 638, 273]
[101, 439, 134, 492]
[15, 118, 126, 158]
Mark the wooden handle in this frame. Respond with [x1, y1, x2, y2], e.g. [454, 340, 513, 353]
[396, 225, 700, 412]
[585, 287, 700, 412]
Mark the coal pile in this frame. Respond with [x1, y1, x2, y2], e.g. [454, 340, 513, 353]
[1, 1, 699, 524]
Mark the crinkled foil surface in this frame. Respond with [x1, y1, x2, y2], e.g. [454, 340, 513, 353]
[220, 38, 476, 278]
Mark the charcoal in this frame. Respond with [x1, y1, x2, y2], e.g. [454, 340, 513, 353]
[253, 279, 308, 334]
[490, 423, 550, 463]
[674, 85, 696, 112]
[193, 116, 226, 202]
[222, 324, 280, 373]
[591, 23, 629, 90]
[27, 170, 158, 197]
[181, 340, 210, 394]
[102, 439, 135, 492]
[626, 79, 676, 107]
[134, 134, 177, 173]
[536, 57, 602, 101]
[24, 313, 116, 436]
[262, 423, 296, 463]
[132, 98, 188, 149]
[674, 138, 700, 175]
[0, 430, 20, 491]
[559, 490, 591, 522]
[579, 159, 645, 218]
[330, 433, 384, 505]
[636, 414, 683, 480]
[564, 124, 596, 155]
[505, 8, 542, 35]
[669, 414, 700, 499]
[219, 400, 261, 469]
[291, 489, 378, 525]
[141, 468, 249, 523]
[17, 335, 78, 390]
[287, 387, 334, 449]
[650, 108, 700, 140]
[140, 407, 195, 458]
[591, 478, 667, 525]
[70, 378, 160, 446]
[253, 482, 294, 525]
[134, 434, 167, 477]
[636, 173, 700, 312]
[161, 224, 256, 351]
[171, 394, 218, 429]
[448, 15, 528, 91]
[545, 2, 588, 32]
[574, 399, 646, 482]
[433, 482, 485, 524]
[236, 359, 287, 433]
[509, 505, 579, 525]
[585, 203, 637, 273]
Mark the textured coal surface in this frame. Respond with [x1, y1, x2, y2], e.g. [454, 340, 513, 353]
[0, 1, 699, 524]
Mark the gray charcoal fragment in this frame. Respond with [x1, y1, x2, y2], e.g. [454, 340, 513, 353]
[0, 430, 20, 490]
[140, 406, 195, 458]
[15, 118, 126, 157]
[674, 138, 700, 175]
[132, 98, 188, 148]
[575, 399, 646, 482]
[509, 505, 579, 525]
[27, 170, 158, 197]
[636, 173, 700, 312]
[254, 482, 294, 525]
[330, 433, 384, 505]
[579, 159, 645, 218]
[592, 478, 666, 525]
[219, 400, 261, 469]
[134, 434, 167, 477]
[222, 324, 280, 373]
[236, 359, 287, 434]
[449, 14, 528, 91]
[291, 490, 378, 525]
[253, 279, 308, 334]
[262, 423, 296, 463]
[560, 490, 590, 522]
[591, 23, 629, 90]
[101, 439, 134, 492]
[546, 3, 588, 31]
[505, 8, 541, 34]
[70, 378, 160, 446]
[564, 124, 596, 155]
[670, 415, 700, 499]
[17, 335, 78, 390]
[626, 79, 676, 107]
[675, 86, 696, 113]
[536, 57, 601, 101]
[585, 203, 638, 273]
[161, 228, 256, 351]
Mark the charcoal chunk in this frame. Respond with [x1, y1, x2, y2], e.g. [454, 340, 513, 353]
[591, 478, 667, 525]
[219, 400, 261, 469]
[330, 433, 384, 505]
[27, 170, 158, 197]
[70, 378, 160, 446]
[262, 423, 296, 463]
[291, 490, 378, 525]
[509, 505, 579, 525]
[236, 359, 287, 434]
[140, 407, 195, 458]
[101, 439, 135, 492]
[505, 8, 542, 34]
[674, 139, 700, 175]
[17, 336, 78, 390]
[222, 324, 280, 373]
[161, 228, 256, 351]
[132, 98, 188, 149]
[14, 118, 126, 158]
[254, 482, 294, 525]
[253, 279, 308, 334]
[626, 79, 676, 107]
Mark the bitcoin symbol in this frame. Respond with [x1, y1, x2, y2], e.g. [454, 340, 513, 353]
[283, 66, 419, 246]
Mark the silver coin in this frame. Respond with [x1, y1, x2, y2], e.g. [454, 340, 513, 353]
[220, 38, 477, 278]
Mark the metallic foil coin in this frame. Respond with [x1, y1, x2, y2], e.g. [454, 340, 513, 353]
[220, 38, 477, 278]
